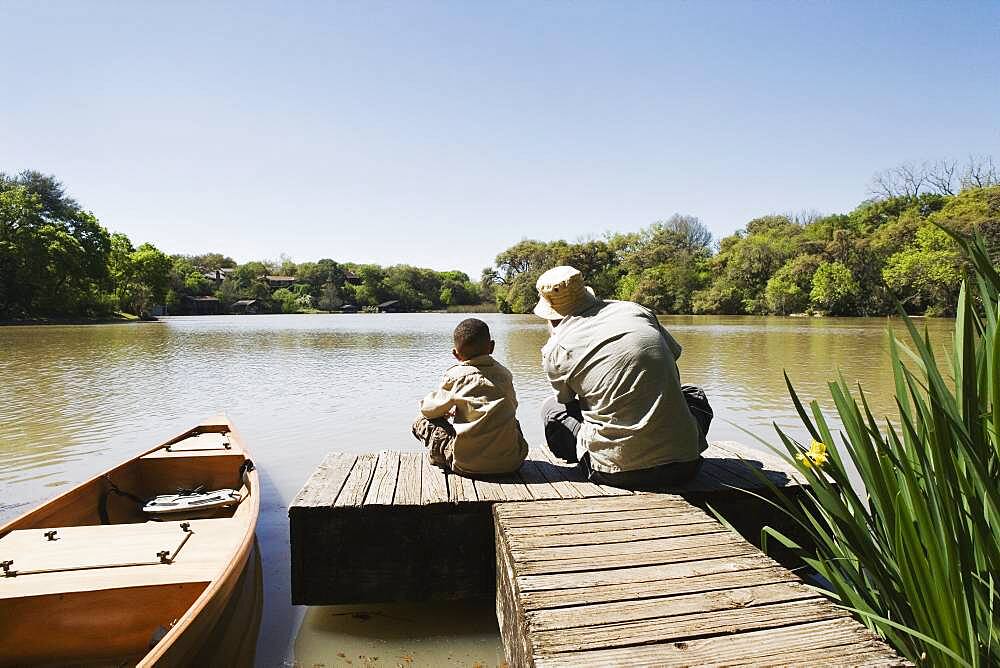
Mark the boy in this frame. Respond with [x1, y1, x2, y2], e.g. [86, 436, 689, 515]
[412, 318, 529, 476]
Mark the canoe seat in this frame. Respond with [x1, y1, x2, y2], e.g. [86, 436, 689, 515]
[138, 448, 246, 497]
[0, 516, 246, 599]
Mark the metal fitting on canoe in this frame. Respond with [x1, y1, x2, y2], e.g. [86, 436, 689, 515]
[1, 560, 13, 576]
[157, 550, 171, 564]
[44, 530, 58, 541]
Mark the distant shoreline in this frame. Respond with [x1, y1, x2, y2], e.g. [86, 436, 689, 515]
[0, 315, 160, 327]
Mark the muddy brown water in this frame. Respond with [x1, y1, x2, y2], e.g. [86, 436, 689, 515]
[0, 313, 952, 665]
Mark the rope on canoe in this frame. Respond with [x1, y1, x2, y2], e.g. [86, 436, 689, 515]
[98, 474, 146, 525]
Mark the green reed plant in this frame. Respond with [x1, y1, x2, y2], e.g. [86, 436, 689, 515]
[744, 230, 999, 666]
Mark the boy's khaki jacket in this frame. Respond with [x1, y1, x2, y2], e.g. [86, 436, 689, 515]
[419, 354, 528, 475]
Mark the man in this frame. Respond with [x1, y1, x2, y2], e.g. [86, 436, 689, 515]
[536, 265, 710, 490]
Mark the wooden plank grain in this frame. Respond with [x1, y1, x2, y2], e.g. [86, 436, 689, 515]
[696, 442, 799, 491]
[505, 521, 726, 550]
[394, 452, 422, 506]
[532, 618, 905, 668]
[590, 483, 634, 497]
[473, 476, 509, 502]
[495, 511, 535, 668]
[289, 453, 357, 508]
[713, 440, 804, 480]
[420, 455, 449, 505]
[501, 505, 698, 529]
[503, 514, 713, 538]
[526, 580, 819, 631]
[333, 452, 379, 508]
[531, 598, 848, 656]
[448, 472, 478, 503]
[517, 460, 563, 500]
[527, 448, 584, 499]
[535, 446, 610, 497]
[495, 493, 690, 519]
[510, 529, 744, 563]
[726, 643, 910, 668]
[516, 552, 777, 592]
[363, 451, 401, 506]
[699, 456, 757, 489]
[493, 493, 906, 668]
[493, 472, 534, 501]
[519, 564, 802, 610]
[711, 440, 808, 488]
[514, 540, 757, 576]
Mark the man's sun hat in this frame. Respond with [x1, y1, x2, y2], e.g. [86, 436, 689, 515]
[533, 265, 599, 320]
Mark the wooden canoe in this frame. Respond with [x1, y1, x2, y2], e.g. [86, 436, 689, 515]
[0, 416, 260, 667]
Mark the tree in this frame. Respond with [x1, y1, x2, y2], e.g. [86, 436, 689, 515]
[765, 255, 822, 315]
[619, 216, 711, 274]
[870, 158, 999, 201]
[272, 288, 300, 313]
[230, 261, 271, 300]
[318, 282, 342, 311]
[810, 262, 859, 315]
[711, 216, 803, 314]
[108, 233, 136, 311]
[277, 254, 297, 277]
[0, 171, 112, 317]
[108, 236, 172, 316]
[185, 252, 236, 270]
[929, 184, 1000, 263]
[959, 155, 999, 190]
[883, 223, 963, 315]
[628, 259, 705, 313]
[216, 276, 243, 307]
[298, 259, 345, 303]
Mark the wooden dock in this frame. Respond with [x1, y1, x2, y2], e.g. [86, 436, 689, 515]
[494, 495, 907, 667]
[289, 442, 807, 604]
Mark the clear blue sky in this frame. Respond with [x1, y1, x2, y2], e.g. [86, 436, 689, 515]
[3, 1, 998, 278]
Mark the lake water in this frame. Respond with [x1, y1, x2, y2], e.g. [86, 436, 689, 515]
[0, 313, 952, 666]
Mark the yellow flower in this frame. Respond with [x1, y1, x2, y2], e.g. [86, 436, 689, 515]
[796, 440, 828, 469]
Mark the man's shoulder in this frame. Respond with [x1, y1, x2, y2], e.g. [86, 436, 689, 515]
[560, 300, 652, 336]
[603, 299, 652, 317]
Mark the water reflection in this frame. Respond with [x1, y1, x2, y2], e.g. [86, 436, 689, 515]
[0, 313, 953, 665]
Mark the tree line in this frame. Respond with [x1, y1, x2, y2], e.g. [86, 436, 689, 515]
[484, 158, 1000, 317]
[0, 171, 481, 318]
[175, 256, 482, 315]
[3, 160, 997, 320]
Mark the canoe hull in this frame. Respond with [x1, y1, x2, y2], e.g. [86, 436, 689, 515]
[0, 417, 261, 667]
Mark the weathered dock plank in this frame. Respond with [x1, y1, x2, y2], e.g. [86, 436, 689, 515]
[289, 440, 809, 604]
[535, 446, 619, 497]
[420, 455, 449, 505]
[394, 452, 422, 505]
[289, 452, 356, 508]
[448, 470, 478, 503]
[363, 450, 400, 507]
[515, 459, 564, 500]
[334, 452, 379, 508]
[494, 495, 908, 668]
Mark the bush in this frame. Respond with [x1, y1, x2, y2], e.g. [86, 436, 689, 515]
[272, 288, 300, 314]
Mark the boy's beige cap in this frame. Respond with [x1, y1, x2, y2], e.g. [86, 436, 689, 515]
[533, 265, 599, 320]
